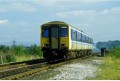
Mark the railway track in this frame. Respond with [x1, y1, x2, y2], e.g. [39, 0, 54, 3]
[0, 59, 47, 80]
[0, 62, 48, 80]
[0, 58, 76, 80]
[0, 59, 46, 71]
[0, 54, 95, 80]
[0, 60, 67, 80]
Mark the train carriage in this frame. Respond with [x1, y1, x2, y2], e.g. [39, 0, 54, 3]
[40, 21, 93, 61]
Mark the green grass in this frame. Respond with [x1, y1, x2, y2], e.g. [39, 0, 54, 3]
[92, 48, 120, 80]
[15, 54, 42, 62]
[0, 44, 43, 64]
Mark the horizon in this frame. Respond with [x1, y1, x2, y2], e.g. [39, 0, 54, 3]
[0, 40, 120, 47]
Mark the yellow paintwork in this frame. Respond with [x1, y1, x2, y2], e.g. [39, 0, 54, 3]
[60, 37, 69, 47]
[41, 38, 49, 48]
[51, 38, 58, 49]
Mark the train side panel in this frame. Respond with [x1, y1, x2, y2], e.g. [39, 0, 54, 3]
[69, 26, 93, 51]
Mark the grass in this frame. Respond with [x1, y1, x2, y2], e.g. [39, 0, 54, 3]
[0, 44, 43, 64]
[91, 48, 120, 80]
[15, 54, 43, 62]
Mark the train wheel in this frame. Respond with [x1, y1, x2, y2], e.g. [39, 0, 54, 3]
[63, 54, 67, 61]
[66, 52, 69, 60]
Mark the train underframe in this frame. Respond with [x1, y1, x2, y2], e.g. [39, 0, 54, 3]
[42, 48, 92, 62]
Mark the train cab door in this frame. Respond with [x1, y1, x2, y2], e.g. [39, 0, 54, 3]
[49, 25, 60, 49]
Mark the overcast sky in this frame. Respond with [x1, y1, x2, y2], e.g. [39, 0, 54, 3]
[0, 0, 120, 45]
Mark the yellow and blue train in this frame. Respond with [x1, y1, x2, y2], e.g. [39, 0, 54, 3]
[40, 21, 93, 61]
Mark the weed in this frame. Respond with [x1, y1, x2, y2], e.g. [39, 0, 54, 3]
[0, 44, 43, 64]
[91, 48, 120, 80]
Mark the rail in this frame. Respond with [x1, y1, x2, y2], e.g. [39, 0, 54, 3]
[0, 53, 97, 80]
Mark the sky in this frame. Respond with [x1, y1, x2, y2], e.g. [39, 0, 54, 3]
[0, 0, 120, 45]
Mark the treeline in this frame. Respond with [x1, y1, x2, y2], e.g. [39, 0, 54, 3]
[0, 44, 42, 64]
[96, 40, 120, 50]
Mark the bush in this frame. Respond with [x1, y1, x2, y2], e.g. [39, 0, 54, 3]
[0, 45, 10, 53]
[6, 55, 16, 62]
[0, 44, 43, 63]
[12, 45, 26, 55]
[108, 47, 120, 58]
[25, 45, 43, 57]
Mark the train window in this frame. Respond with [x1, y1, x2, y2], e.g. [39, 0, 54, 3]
[86, 36, 88, 43]
[82, 34, 84, 42]
[89, 38, 93, 44]
[84, 35, 86, 43]
[90, 38, 92, 44]
[71, 29, 76, 40]
[88, 37, 89, 43]
[81, 33, 82, 42]
[92, 39, 93, 44]
[60, 27, 68, 37]
[88, 37, 90, 43]
[77, 32, 81, 41]
[90, 38, 91, 44]
[91, 38, 93, 44]
[86, 36, 89, 43]
[83, 35, 86, 42]
[42, 28, 49, 37]
[89, 38, 91, 43]
[71, 29, 73, 40]
[89, 38, 90, 43]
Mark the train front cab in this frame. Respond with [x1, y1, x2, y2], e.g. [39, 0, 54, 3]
[41, 23, 69, 61]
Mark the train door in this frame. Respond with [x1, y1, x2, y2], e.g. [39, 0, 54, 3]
[49, 25, 59, 49]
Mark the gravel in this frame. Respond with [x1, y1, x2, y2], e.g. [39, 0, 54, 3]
[20, 56, 102, 80]
[50, 57, 102, 80]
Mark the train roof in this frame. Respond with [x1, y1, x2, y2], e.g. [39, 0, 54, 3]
[42, 21, 84, 32]
[42, 21, 82, 32]
[41, 21, 92, 38]
[42, 21, 69, 26]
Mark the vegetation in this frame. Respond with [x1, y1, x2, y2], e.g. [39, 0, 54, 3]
[96, 40, 120, 49]
[93, 47, 120, 80]
[0, 44, 43, 64]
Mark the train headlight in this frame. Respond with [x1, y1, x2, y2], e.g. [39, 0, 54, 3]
[43, 44, 49, 47]
[61, 44, 67, 47]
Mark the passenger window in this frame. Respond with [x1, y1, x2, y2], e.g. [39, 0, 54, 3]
[82, 34, 85, 42]
[71, 29, 76, 40]
[60, 26, 68, 37]
[77, 32, 81, 41]
[91, 38, 93, 44]
[86, 37, 89, 43]
[81, 33, 82, 42]
[42, 28, 48, 37]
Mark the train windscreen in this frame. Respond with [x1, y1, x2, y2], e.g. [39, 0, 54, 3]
[42, 27, 49, 37]
[60, 26, 68, 37]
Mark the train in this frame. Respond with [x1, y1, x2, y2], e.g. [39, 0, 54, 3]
[40, 21, 94, 61]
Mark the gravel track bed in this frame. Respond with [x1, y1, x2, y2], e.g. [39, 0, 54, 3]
[20, 56, 102, 80]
